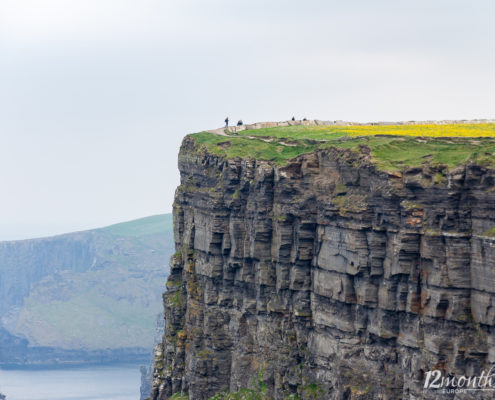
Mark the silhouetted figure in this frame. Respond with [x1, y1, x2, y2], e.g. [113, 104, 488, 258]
[237, 120, 243, 126]
[225, 117, 229, 127]
[292, 116, 295, 121]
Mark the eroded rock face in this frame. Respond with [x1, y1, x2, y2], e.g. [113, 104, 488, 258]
[149, 136, 495, 399]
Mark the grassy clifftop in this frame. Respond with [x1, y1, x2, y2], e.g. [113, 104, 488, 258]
[190, 122, 495, 171]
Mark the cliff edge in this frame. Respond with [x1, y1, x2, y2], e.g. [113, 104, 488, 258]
[148, 121, 495, 399]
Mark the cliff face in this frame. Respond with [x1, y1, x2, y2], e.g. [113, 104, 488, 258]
[150, 135, 495, 399]
[0, 234, 94, 316]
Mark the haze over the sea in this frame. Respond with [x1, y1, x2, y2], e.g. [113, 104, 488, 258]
[0, 365, 140, 400]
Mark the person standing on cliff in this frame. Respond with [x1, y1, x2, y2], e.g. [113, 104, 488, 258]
[225, 117, 229, 128]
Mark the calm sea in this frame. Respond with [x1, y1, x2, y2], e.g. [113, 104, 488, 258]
[0, 364, 141, 400]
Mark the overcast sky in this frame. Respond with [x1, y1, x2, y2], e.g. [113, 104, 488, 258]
[0, 0, 494, 240]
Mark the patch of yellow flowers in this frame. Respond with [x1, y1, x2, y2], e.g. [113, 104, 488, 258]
[336, 123, 495, 137]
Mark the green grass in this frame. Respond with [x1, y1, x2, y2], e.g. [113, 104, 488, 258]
[170, 394, 189, 400]
[192, 132, 315, 165]
[190, 123, 495, 171]
[482, 227, 495, 237]
[101, 214, 173, 237]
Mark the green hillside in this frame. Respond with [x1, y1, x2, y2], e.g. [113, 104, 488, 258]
[101, 214, 173, 237]
[0, 214, 174, 361]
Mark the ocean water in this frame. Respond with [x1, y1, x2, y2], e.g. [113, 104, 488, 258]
[0, 364, 141, 400]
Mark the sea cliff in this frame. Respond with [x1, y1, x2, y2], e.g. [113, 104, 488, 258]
[148, 121, 495, 399]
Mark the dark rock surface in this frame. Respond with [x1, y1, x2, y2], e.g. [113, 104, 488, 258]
[148, 136, 495, 399]
[141, 314, 166, 400]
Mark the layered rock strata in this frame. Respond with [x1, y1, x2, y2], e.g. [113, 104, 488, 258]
[149, 135, 495, 399]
